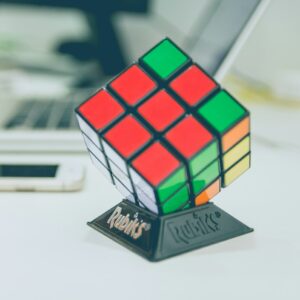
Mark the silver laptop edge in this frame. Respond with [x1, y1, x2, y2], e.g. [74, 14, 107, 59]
[214, 0, 270, 82]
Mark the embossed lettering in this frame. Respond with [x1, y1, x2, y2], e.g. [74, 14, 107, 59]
[168, 211, 221, 245]
[106, 206, 151, 240]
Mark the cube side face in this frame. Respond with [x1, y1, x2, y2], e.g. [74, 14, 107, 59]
[190, 141, 219, 177]
[89, 152, 114, 184]
[129, 167, 156, 202]
[223, 154, 251, 187]
[102, 140, 128, 174]
[76, 114, 102, 149]
[161, 184, 190, 214]
[192, 160, 221, 196]
[196, 90, 250, 188]
[113, 175, 135, 204]
[223, 135, 250, 171]
[109, 160, 134, 192]
[157, 168, 186, 203]
[83, 133, 138, 202]
[222, 117, 250, 152]
[82, 134, 107, 168]
[195, 179, 221, 206]
[76, 37, 251, 216]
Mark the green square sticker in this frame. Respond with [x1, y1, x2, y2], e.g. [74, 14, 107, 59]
[197, 91, 247, 133]
[192, 160, 220, 195]
[190, 141, 219, 177]
[141, 39, 188, 79]
[162, 185, 189, 214]
[157, 167, 186, 203]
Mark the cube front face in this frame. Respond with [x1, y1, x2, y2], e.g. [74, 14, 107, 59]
[195, 179, 221, 206]
[76, 38, 251, 216]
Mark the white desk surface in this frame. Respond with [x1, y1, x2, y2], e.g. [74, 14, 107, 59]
[0, 103, 299, 300]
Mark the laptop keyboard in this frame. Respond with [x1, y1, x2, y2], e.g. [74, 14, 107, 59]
[4, 89, 94, 130]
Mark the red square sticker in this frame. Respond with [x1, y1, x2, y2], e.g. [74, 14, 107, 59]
[110, 65, 157, 106]
[138, 90, 184, 132]
[165, 115, 213, 158]
[78, 89, 124, 130]
[170, 65, 217, 106]
[132, 142, 180, 186]
[104, 115, 152, 158]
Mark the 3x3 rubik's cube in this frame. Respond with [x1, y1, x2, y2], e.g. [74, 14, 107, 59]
[76, 38, 251, 216]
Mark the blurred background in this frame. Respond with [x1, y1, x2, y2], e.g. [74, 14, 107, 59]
[0, 1, 299, 299]
[0, 0, 299, 151]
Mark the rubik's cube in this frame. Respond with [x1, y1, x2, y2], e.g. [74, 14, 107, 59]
[75, 38, 251, 215]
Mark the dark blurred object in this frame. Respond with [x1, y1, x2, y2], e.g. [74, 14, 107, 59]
[0, 0, 150, 75]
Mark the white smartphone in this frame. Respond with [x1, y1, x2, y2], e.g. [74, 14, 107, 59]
[0, 163, 85, 192]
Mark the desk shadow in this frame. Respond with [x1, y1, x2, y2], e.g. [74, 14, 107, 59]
[189, 232, 256, 257]
[84, 229, 119, 249]
[84, 227, 256, 259]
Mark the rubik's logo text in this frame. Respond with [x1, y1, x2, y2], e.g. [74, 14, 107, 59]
[75, 38, 251, 215]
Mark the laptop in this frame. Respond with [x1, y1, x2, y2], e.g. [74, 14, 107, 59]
[0, 0, 269, 153]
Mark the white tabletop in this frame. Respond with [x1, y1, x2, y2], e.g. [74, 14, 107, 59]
[0, 102, 299, 300]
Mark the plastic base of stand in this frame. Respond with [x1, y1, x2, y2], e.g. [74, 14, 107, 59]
[88, 200, 253, 262]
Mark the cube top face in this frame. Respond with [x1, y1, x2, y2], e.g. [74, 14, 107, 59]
[78, 89, 124, 130]
[131, 142, 181, 186]
[137, 89, 185, 132]
[170, 65, 218, 106]
[197, 90, 247, 134]
[104, 115, 152, 159]
[109, 64, 157, 106]
[140, 39, 189, 79]
[165, 115, 214, 159]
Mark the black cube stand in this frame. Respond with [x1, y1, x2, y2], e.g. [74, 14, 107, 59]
[88, 200, 253, 261]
